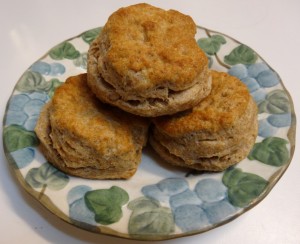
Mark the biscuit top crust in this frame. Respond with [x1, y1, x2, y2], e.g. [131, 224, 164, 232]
[51, 74, 148, 155]
[99, 3, 208, 91]
[154, 71, 252, 136]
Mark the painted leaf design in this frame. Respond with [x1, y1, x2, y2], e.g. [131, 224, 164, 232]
[3, 124, 39, 152]
[141, 178, 189, 202]
[47, 78, 63, 98]
[49, 41, 80, 60]
[73, 53, 87, 69]
[267, 113, 291, 127]
[256, 69, 280, 87]
[16, 71, 52, 93]
[258, 90, 290, 114]
[173, 204, 209, 232]
[222, 168, 268, 208]
[84, 186, 129, 225]
[197, 35, 226, 55]
[25, 162, 69, 190]
[224, 44, 258, 65]
[248, 137, 289, 166]
[128, 197, 174, 235]
[67, 186, 97, 226]
[10, 147, 35, 169]
[82, 27, 102, 44]
[5, 92, 49, 131]
[30, 61, 65, 76]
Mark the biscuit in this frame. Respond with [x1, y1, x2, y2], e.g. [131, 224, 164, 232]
[34, 73, 149, 179]
[87, 3, 211, 117]
[150, 71, 258, 171]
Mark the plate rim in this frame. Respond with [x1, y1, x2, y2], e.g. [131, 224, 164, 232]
[2, 25, 297, 241]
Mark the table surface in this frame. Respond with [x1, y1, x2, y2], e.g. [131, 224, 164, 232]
[1, 0, 299, 243]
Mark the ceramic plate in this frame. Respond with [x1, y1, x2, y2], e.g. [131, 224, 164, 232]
[3, 26, 296, 241]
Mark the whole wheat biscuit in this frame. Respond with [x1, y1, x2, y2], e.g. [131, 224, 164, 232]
[149, 124, 257, 171]
[150, 71, 258, 171]
[87, 3, 211, 117]
[35, 73, 149, 179]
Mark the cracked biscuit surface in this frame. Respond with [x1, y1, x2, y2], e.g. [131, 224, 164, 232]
[35, 73, 149, 179]
[150, 71, 258, 171]
[87, 3, 211, 117]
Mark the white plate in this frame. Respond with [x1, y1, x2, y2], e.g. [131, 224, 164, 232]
[2, 26, 296, 240]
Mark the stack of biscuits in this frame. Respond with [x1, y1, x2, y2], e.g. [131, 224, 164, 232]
[35, 3, 258, 180]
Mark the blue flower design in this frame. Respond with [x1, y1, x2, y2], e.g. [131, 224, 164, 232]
[202, 200, 236, 224]
[170, 189, 202, 209]
[140, 177, 238, 232]
[5, 92, 49, 131]
[67, 185, 97, 225]
[30, 61, 65, 76]
[142, 178, 189, 202]
[174, 205, 210, 232]
[258, 113, 291, 137]
[10, 147, 35, 168]
[258, 119, 279, 138]
[268, 113, 291, 127]
[194, 178, 227, 203]
[228, 62, 280, 103]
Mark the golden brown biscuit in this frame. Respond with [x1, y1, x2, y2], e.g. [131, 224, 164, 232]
[87, 3, 211, 117]
[35, 73, 149, 179]
[150, 71, 258, 171]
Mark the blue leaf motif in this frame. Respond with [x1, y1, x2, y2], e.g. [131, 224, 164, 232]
[257, 70, 280, 87]
[247, 63, 269, 78]
[241, 77, 260, 93]
[252, 89, 266, 103]
[6, 110, 28, 127]
[7, 94, 30, 111]
[28, 92, 49, 101]
[170, 189, 202, 210]
[258, 119, 279, 138]
[68, 185, 92, 205]
[5, 92, 49, 130]
[24, 115, 40, 131]
[267, 113, 291, 127]
[10, 147, 35, 168]
[203, 200, 237, 224]
[23, 99, 45, 116]
[228, 64, 248, 80]
[48, 63, 65, 76]
[142, 178, 189, 202]
[174, 205, 210, 232]
[30, 61, 51, 75]
[68, 185, 96, 225]
[194, 179, 227, 203]
[228, 63, 267, 103]
[69, 199, 97, 226]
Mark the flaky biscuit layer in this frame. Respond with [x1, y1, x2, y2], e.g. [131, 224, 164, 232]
[35, 74, 149, 179]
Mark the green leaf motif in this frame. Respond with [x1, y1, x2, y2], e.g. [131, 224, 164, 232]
[258, 90, 291, 114]
[82, 27, 102, 44]
[49, 41, 80, 60]
[47, 78, 63, 98]
[128, 197, 175, 236]
[197, 35, 226, 55]
[248, 137, 289, 166]
[3, 124, 39, 152]
[16, 71, 52, 93]
[84, 186, 129, 225]
[224, 44, 258, 65]
[73, 52, 87, 69]
[25, 162, 69, 190]
[222, 168, 268, 208]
